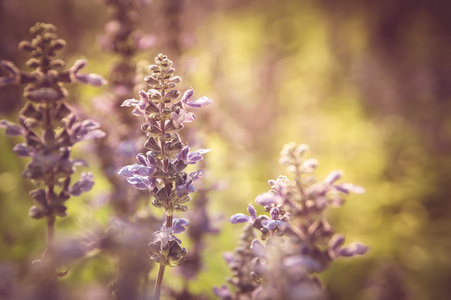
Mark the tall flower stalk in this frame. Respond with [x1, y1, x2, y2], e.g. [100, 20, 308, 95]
[217, 143, 368, 299]
[0, 22, 106, 296]
[118, 53, 212, 299]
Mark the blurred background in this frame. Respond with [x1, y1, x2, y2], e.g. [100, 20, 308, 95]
[1, 0, 451, 299]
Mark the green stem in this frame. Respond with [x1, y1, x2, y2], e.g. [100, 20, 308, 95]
[46, 216, 55, 254]
[153, 214, 173, 300]
[153, 263, 166, 300]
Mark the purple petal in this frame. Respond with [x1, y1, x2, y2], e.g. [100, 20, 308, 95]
[172, 218, 190, 234]
[82, 119, 100, 130]
[82, 129, 106, 141]
[338, 243, 369, 257]
[126, 176, 150, 190]
[180, 89, 194, 105]
[136, 153, 148, 166]
[261, 219, 291, 231]
[247, 204, 257, 221]
[324, 170, 343, 185]
[13, 143, 30, 156]
[138, 90, 149, 103]
[335, 183, 365, 194]
[75, 73, 107, 86]
[229, 213, 251, 224]
[255, 192, 279, 206]
[329, 234, 345, 253]
[189, 169, 204, 181]
[186, 96, 213, 108]
[250, 239, 266, 257]
[70, 172, 94, 196]
[0, 120, 22, 136]
[213, 285, 232, 298]
[121, 99, 142, 107]
[118, 164, 136, 177]
[176, 146, 190, 162]
[186, 148, 211, 164]
[261, 219, 277, 230]
[134, 165, 154, 176]
[72, 59, 86, 72]
[132, 108, 145, 116]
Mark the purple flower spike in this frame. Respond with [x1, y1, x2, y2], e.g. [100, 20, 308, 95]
[229, 213, 252, 224]
[172, 218, 190, 234]
[70, 172, 94, 196]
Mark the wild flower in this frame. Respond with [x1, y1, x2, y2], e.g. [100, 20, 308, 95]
[220, 142, 368, 299]
[118, 53, 212, 299]
[0, 22, 106, 296]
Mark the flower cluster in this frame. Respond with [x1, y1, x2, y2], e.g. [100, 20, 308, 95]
[218, 143, 368, 299]
[118, 53, 211, 299]
[0, 23, 106, 223]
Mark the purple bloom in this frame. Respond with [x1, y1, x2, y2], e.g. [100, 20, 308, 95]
[255, 192, 278, 206]
[70, 60, 107, 87]
[12, 143, 30, 156]
[185, 96, 212, 108]
[0, 61, 20, 88]
[324, 170, 342, 185]
[175, 170, 204, 197]
[126, 175, 152, 190]
[334, 183, 366, 194]
[0, 120, 22, 136]
[70, 172, 95, 196]
[69, 60, 102, 85]
[172, 218, 190, 234]
[261, 219, 290, 231]
[261, 207, 291, 231]
[229, 204, 257, 224]
[171, 109, 195, 126]
[176, 146, 211, 165]
[338, 243, 369, 257]
[213, 285, 232, 299]
[118, 151, 157, 177]
[180, 89, 212, 108]
[69, 119, 106, 143]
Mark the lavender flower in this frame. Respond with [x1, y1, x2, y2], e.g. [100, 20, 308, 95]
[0, 23, 106, 224]
[119, 54, 211, 300]
[222, 143, 368, 299]
[0, 22, 106, 295]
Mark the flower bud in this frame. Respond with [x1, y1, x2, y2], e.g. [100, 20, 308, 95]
[19, 41, 35, 52]
[25, 58, 40, 69]
[29, 206, 45, 219]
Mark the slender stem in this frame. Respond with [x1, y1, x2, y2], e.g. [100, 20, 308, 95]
[46, 216, 55, 254]
[153, 214, 173, 300]
[153, 264, 166, 300]
[45, 185, 56, 256]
